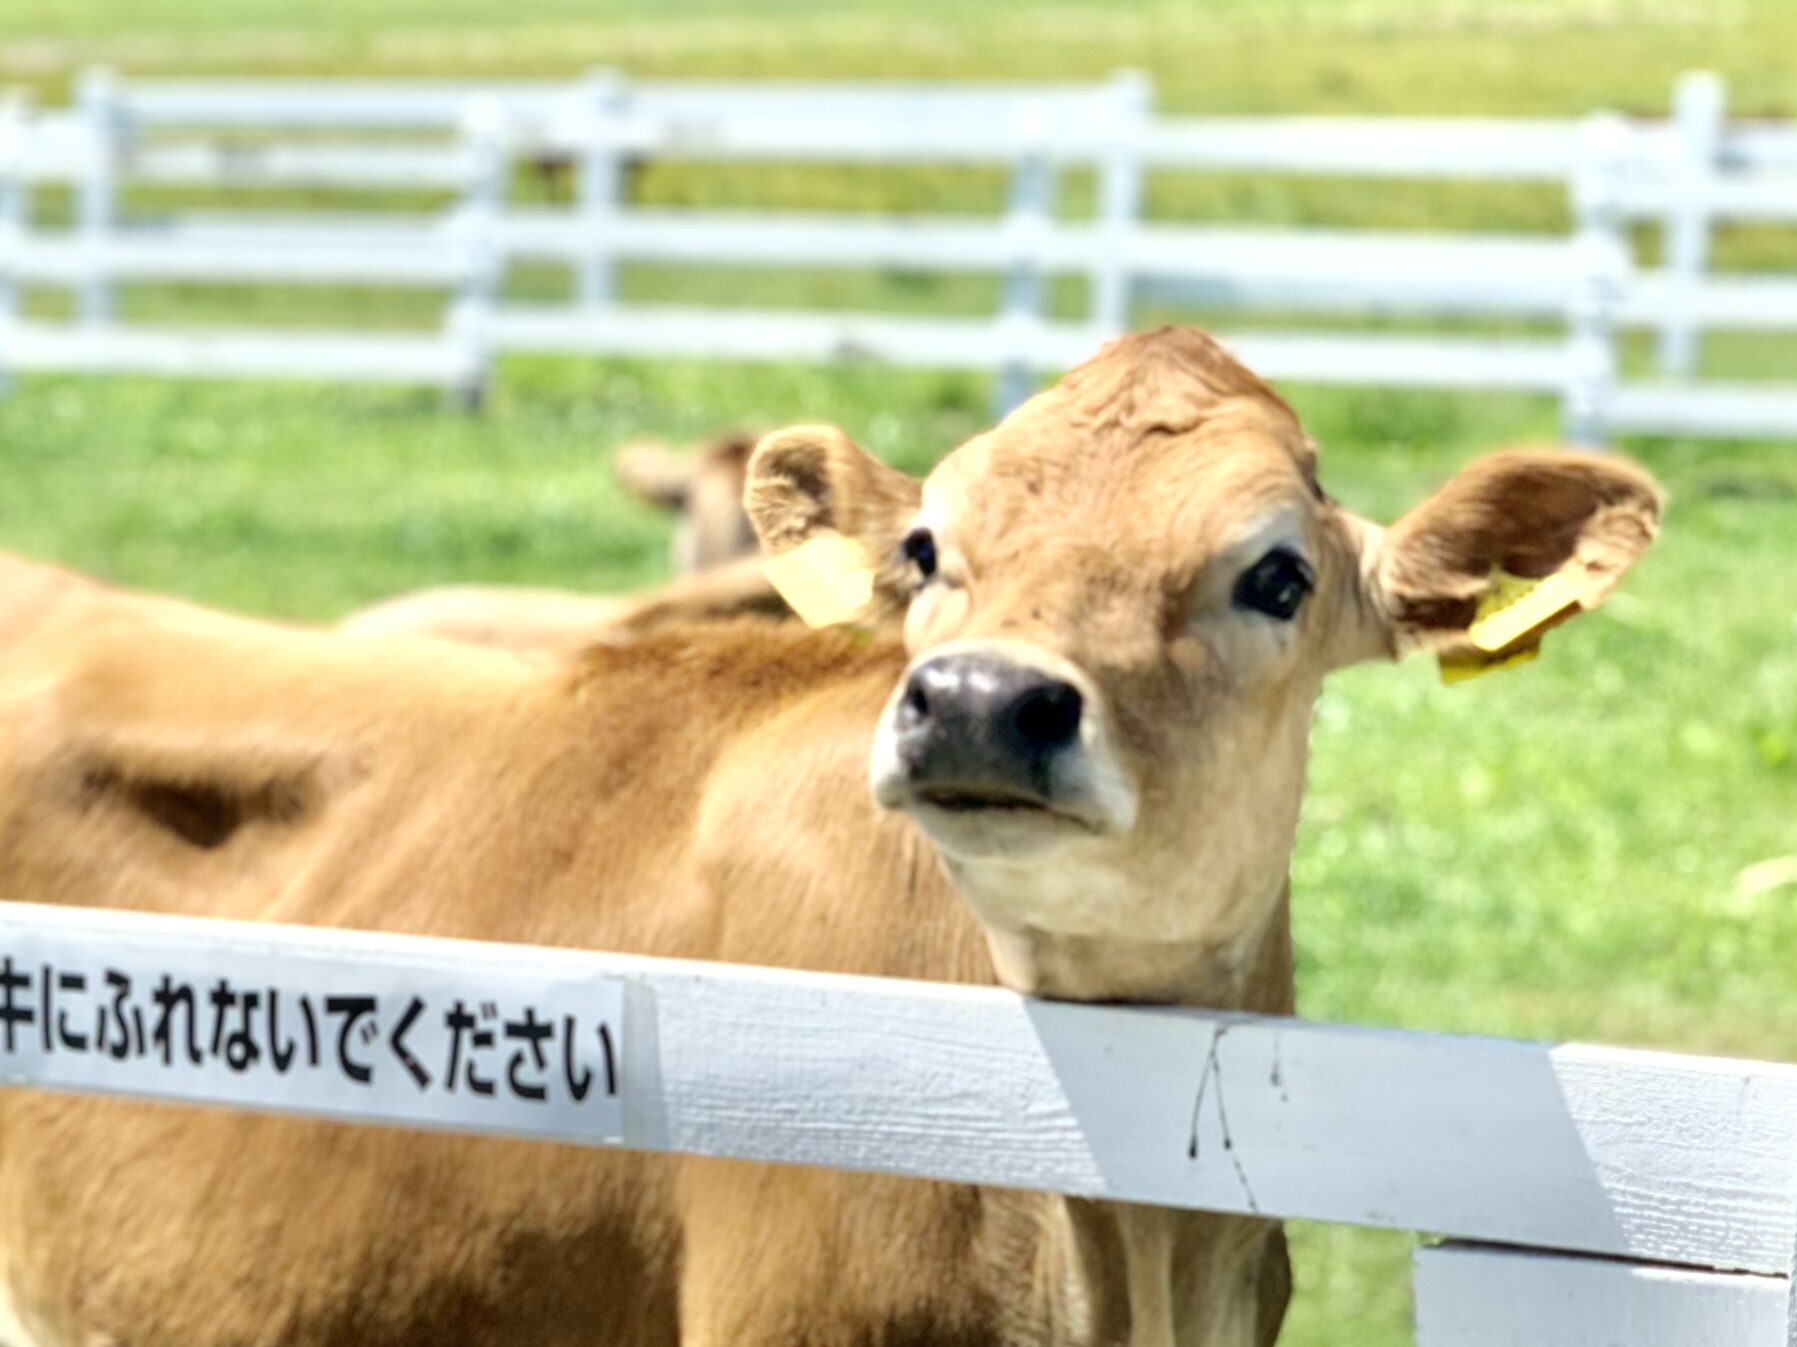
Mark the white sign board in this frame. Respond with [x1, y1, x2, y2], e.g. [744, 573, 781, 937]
[0, 909, 625, 1144]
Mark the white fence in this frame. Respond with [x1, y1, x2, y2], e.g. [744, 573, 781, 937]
[1, 898, 1795, 1345]
[0, 69, 1795, 437]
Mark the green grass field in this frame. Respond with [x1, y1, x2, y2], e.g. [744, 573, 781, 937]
[4, 3, 1797, 1343]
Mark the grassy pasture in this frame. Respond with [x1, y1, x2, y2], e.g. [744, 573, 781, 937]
[3, 3, 1797, 1343]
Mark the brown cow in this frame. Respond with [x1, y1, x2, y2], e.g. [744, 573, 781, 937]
[0, 328, 1660, 1347]
[341, 431, 773, 652]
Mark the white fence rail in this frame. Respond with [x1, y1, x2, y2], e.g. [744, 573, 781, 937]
[1, 69, 1796, 437]
[1, 899, 1795, 1344]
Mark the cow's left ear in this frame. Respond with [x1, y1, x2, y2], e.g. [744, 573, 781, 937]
[745, 425, 923, 623]
[1370, 449, 1663, 662]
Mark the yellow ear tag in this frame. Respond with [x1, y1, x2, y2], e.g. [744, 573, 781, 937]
[761, 533, 877, 629]
[1466, 567, 1583, 654]
[1439, 645, 1540, 685]
[1438, 567, 1581, 685]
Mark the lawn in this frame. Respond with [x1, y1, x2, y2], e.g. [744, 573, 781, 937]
[3, 3, 1796, 1344]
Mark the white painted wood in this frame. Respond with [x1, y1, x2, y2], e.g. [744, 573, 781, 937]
[5, 70, 1797, 442]
[0, 92, 26, 397]
[125, 141, 471, 189]
[488, 303, 1106, 370]
[573, 67, 628, 308]
[995, 99, 1055, 414]
[449, 96, 506, 409]
[3, 901, 1796, 1276]
[1609, 382, 1797, 438]
[116, 76, 1121, 136]
[75, 66, 119, 328]
[1136, 116, 1583, 179]
[0, 321, 465, 383]
[1414, 1244, 1786, 1345]
[1658, 72, 1727, 375]
[1091, 69, 1151, 335]
[486, 304, 1572, 391]
[1624, 273, 1797, 329]
[1563, 112, 1631, 446]
[4, 234, 466, 286]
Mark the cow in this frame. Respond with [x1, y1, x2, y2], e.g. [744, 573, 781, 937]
[341, 430, 773, 652]
[0, 327, 1661, 1347]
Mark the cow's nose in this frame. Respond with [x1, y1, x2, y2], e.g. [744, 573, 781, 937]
[895, 654, 1083, 804]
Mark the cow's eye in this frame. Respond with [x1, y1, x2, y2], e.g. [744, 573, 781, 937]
[901, 528, 938, 581]
[1233, 548, 1313, 621]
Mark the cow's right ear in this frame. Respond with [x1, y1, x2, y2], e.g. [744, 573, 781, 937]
[745, 423, 923, 575]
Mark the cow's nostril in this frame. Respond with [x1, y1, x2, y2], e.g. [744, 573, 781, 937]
[1010, 681, 1082, 751]
[898, 672, 932, 730]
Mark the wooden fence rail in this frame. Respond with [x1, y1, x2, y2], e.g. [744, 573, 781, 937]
[1, 900, 1795, 1344]
[0, 69, 1795, 436]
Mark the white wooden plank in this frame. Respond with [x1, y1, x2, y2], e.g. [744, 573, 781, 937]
[124, 142, 470, 189]
[1224, 332, 1570, 391]
[1610, 382, 1797, 438]
[0, 322, 466, 383]
[2, 902, 1795, 1275]
[1414, 1244, 1786, 1346]
[5, 235, 465, 286]
[118, 78, 1117, 132]
[489, 304, 1108, 370]
[1624, 273, 1797, 331]
[1138, 117, 1584, 179]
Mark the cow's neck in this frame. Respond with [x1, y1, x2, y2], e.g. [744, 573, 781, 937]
[972, 879, 1295, 1013]
[976, 883, 1296, 1347]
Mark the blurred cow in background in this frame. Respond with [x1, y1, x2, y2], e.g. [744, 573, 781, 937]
[341, 429, 781, 652]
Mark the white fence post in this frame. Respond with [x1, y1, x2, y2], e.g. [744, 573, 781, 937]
[1658, 71, 1726, 378]
[0, 91, 28, 398]
[1092, 68, 1152, 337]
[575, 66, 629, 309]
[996, 100, 1054, 417]
[1564, 113, 1631, 448]
[76, 66, 121, 330]
[448, 95, 506, 412]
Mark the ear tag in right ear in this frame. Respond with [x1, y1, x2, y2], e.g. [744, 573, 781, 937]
[761, 533, 877, 629]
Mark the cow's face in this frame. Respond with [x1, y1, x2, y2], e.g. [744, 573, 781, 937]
[747, 329, 1660, 997]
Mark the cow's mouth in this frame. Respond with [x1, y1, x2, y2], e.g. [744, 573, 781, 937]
[914, 788, 1051, 815]
[911, 787, 1101, 833]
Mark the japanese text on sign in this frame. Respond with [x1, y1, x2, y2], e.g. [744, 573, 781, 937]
[0, 940, 627, 1144]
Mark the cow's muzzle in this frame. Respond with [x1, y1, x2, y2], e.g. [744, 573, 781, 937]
[892, 653, 1081, 811]
[871, 642, 1135, 853]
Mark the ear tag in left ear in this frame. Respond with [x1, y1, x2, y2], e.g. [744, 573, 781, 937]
[1439, 645, 1540, 685]
[1466, 567, 1583, 654]
[1439, 567, 1582, 685]
[762, 533, 877, 629]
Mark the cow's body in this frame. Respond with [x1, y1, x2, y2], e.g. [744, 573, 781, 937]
[0, 330, 1659, 1347]
[0, 559, 1283, 1347]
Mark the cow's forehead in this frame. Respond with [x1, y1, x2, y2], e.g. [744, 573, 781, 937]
[922, 329, 1323, 560]
[923, 403, 1324, 570]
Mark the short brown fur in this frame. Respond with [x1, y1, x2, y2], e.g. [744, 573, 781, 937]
[0, 328, 1660, 1347]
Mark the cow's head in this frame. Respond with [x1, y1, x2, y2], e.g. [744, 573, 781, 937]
[746, 329, 1660, 1000]
[615, 430, 760, 575]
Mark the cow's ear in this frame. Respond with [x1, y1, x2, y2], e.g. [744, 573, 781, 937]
[1370, 449, 1663, 663]
[745, 425, 923, 624]
[614, 440, 697, 511]
[745, 425, 922, 553]
[743, 423, 920, 556]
